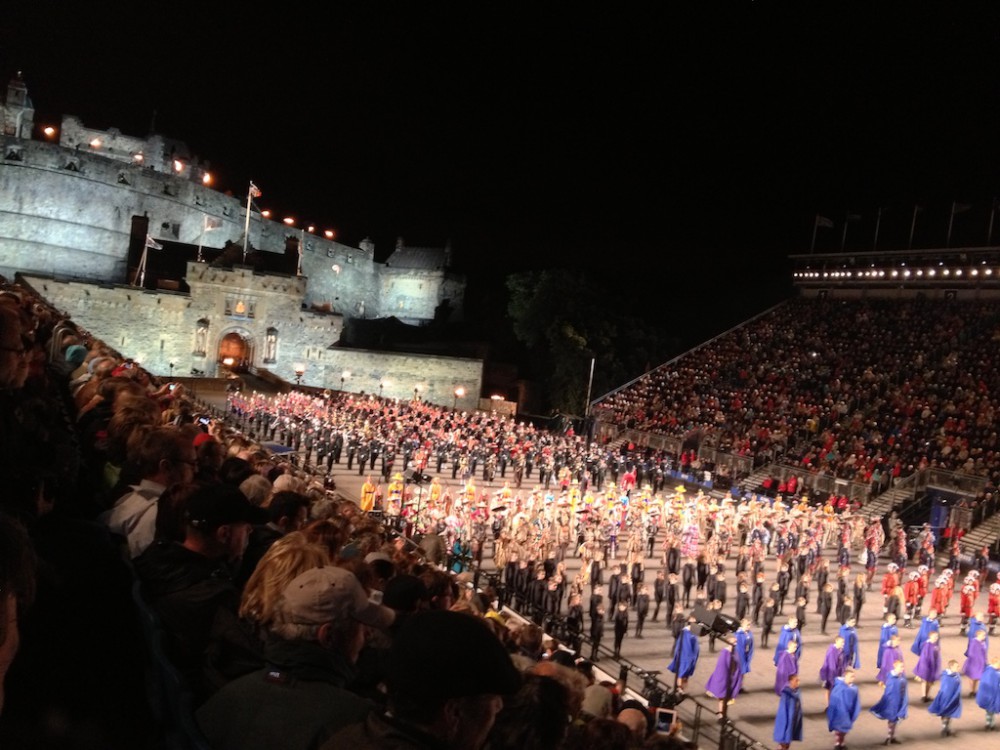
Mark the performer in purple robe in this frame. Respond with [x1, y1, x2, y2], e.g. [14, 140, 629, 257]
[705, 641, 743, 714]
[928, 660, 962, 736]
[775, 640, 799, 695]
[878, 614, 899, 669]
[962, 627, 988, 696]
[827, 669, 861, 750]
[914, 630, 942, 702]
[870, 660, 909, 744]
[878, 634, 905, 685]
[820, 637, 846, 704]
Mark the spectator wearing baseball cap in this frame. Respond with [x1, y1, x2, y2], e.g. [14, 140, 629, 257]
[322, 609, 521, 750]
[134, 483, 268, 703]
[197, 565, 395, 750]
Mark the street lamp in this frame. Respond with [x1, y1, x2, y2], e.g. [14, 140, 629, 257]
[413, 385, 421, 402]
[453, 386, 465, 410]
[379, 379, 389, 399]
[341, 370, 351, 392]
[293, 362, 306, 386]
[168, 361, 175, 380]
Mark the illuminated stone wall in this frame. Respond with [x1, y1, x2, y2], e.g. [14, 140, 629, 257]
[19, 266, 482, 410]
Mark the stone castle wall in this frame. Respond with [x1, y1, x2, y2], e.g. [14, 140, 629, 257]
[20, 266, 482, 411]
[0, 134, 459, 321]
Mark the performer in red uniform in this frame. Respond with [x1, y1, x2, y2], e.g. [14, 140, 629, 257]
[959, 583, 977, 634]
[882, 563, 899, 615]
[987, 582, 1000, 635]
[903, 571, 922, 629]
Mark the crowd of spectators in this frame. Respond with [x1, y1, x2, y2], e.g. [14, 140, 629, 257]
[0, 274, 697, 750]
[7, 275, 1000, 749]
[595, 297, 1000, 499]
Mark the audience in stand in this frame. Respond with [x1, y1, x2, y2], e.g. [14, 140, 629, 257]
[3, 274, 1000, 750]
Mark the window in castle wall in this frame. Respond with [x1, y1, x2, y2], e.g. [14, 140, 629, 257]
[194, 320, 208, 356]
[264, 328, 278, 363]
[117, 173, 130, 185]
[64, 160, 80, 172]
[5, 148, 23, 161]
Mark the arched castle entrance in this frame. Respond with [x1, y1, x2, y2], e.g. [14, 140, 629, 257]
[217, 328, 254, 372]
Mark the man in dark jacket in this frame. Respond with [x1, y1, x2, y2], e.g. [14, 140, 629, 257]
[197, 566, 396, 750]
[134, 483, 268, 703]
[321, 611, 520, 750]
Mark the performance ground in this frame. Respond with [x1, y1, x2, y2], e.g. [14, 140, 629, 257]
[198, 384, 993, 750]
[327, 464, 994, 750]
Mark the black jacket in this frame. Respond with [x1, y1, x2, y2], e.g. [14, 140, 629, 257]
[135, 540, 263, 702]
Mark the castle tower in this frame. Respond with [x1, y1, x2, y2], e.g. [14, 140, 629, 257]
[2, 73, 35, 138]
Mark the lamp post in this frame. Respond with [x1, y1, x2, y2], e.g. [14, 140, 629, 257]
[413, 385, 420, 402]
[293, 362, 305, 386]
[168, 361, 174, 380]
[341, 370, 351, 392]
[453, 386, 465, 410]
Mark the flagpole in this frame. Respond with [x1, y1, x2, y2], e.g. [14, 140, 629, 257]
[840, 212, 849, 251]
[988, 198, 997, 246]
[946, 201, 956, 248]
[810, 215, 819, 253]
[242, 183, 254, 264]
[197, 216, 206, 263]
[133, 245, 148, 287]
[873, 207, 882, 250]
[909, 205, 919, 249]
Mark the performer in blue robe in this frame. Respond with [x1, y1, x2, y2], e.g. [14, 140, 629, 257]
[975, 658, 1000, 731]
[870, 660, 909, 744]
[839, 618, 860, 669]
[928, 661, 962, 736]
[913, 630, 942, 702]
[668, 619, 700, 692]
[820, 637, 846, 702]
[878, 614, 899, 669]
[962, 628, 988, 695]
[911, 612, 940, 656]
[775, 640, 799, 695]
[966, 614, 987, 653]
[773, 673, 803, 750]
[827, 670, 861, 750]
[734, 620, 754, 676]
[773, 617, 802, 666]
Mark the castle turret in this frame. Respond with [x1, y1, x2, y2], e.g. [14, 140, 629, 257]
[2, 73, 34, 139]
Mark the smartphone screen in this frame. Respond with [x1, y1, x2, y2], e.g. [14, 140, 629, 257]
[654, 708, 676, 735]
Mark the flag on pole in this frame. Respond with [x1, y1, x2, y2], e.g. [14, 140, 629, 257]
[249, 182, 262, 199]
[815, 215, 834, 228]
[144, 235, 163, 250]
[203, 215, 223, 231]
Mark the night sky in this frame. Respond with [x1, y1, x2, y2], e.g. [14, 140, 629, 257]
[5, 5, 1000, 339]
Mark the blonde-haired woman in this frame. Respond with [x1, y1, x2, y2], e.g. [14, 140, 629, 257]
[239, 531, 331, 636]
